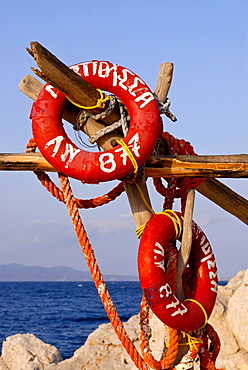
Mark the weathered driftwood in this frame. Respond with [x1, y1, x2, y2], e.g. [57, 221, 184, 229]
[27, 42, 158, 228]
[19, 71, 248, 226]
[27, 42, 120, 124]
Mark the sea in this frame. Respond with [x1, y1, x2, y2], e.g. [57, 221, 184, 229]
[0, 280, 228, 360]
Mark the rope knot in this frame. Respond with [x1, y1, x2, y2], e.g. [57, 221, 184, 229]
[68, 89, 110, 110]
[26, 138, 37, 153]
[154, 94, 177, 122]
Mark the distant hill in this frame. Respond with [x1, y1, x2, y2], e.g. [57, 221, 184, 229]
[0, 263, 138, 282]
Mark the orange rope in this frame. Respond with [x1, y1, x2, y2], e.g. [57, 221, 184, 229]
[26, 138, 125, 209]
[139, 244, 179, 369]
[58, 173, 149, 370]
[35, 170, 124, 208]
[196, 324, 223, 370]
[140, 296, 179, 369]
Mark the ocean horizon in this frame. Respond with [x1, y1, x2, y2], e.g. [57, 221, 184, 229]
[0, 280, 228, 359]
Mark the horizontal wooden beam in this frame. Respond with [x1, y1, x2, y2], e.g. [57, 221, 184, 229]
[1, 152, 247, 225]
[0, 153, 53, 172]
[1, 153, 247, 178]
[146, 154, 248, 178]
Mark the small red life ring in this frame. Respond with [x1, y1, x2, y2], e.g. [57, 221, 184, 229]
[31, 60, 162, 183]
[138, 211, 218, 332]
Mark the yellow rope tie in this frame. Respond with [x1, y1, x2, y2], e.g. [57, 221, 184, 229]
[135, 209, 182, 239]
[179, 332, 203, 351]
[116, 139, 139, 174]
[156, 210, 182, 240]
[67, 89, 110, 110]
[136, 223, 147, 238]
[184, 299, 208, 328]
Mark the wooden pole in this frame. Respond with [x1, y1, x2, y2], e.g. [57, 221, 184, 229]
[122, 62, 175, 227]
[17, 43, 247, 368]
[8, 41, 247, 367]
[176, 189, 195, 299]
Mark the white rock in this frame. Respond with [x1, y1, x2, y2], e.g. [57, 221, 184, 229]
[209, 286, 239, 355]
[1, 333, 62, 370]
[214, 350, 248, 370]
[227, 269, 248, 352]
[225, 270, 246, 296]
[45, 315, 141, 370]
[208, 269, 248, 370]
[0, 357, 9, 370]
[1, 270, 248, 370]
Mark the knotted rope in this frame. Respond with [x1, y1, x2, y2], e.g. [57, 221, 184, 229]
[154, 95, 177, 122]
[68, 88, 110, 110]
[74, 95, 129, 144]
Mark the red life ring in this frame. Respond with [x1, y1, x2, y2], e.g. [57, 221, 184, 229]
[31, 60, 162, 183]
[138, 211, 218, 332]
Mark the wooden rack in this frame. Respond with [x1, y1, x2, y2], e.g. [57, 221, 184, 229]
[1, 41, 247, 369]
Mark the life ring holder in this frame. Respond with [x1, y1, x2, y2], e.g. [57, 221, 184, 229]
[138, 211, 218, 332]
[31, 60, 162, 183]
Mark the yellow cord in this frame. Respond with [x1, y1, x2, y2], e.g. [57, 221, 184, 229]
[184, 299, 208, 328]
[67, 89, 110, 110]
[156, 210, 182, 240]
[116, 139, 139, 174]
[135, 209, 182, 239]
[135, 223, 147, 238]
[134, 182, 155, 215]
[179, 332, 203, 351]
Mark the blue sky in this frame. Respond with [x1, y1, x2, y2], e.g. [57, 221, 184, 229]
[0, 0, 247, 279]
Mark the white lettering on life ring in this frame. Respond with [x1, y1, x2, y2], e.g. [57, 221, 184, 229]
[45, 136, 64, 157]
[71, 61, 155, 109]
[45, 85, 58, 99]
[60, 143, 81, 168]
[44, 136, 81, 168]
[134, 91, 154, 108]
[99, 133, 140, 173]
[114, 133, 140, 166]
[159, 283, 172, 298]
[99, 153, 117, 173]
[153, 242, 165, 271]
[199, 234, 218, 293]
[159, 283, 188, 317]
[98, 61, 118, 79]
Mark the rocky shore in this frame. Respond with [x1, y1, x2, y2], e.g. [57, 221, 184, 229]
[1, 269, 247, 370]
